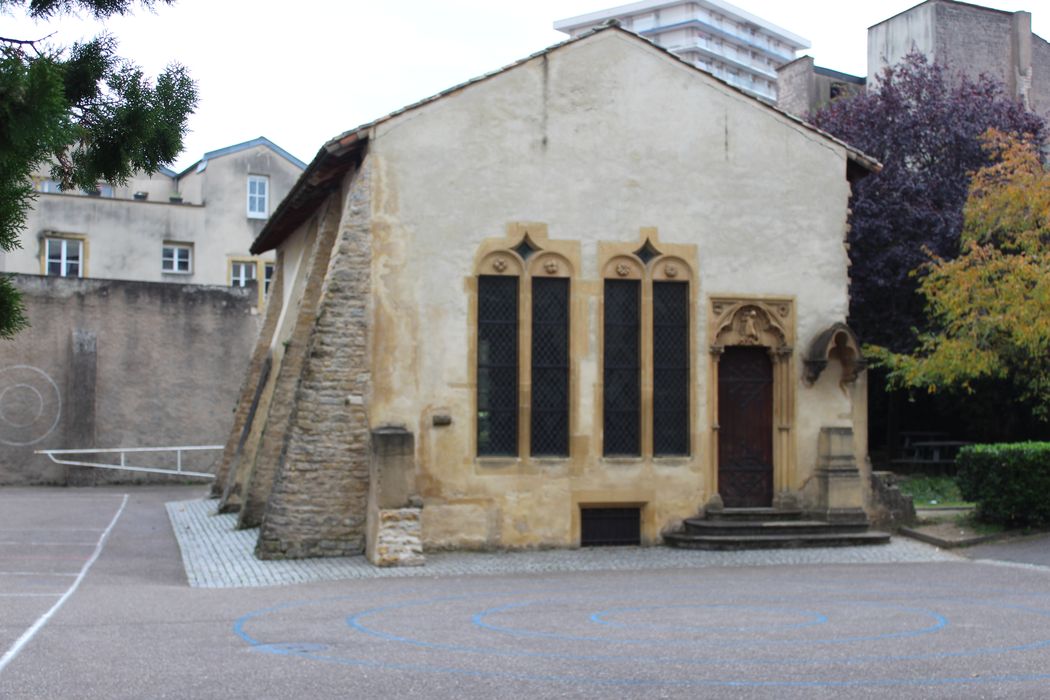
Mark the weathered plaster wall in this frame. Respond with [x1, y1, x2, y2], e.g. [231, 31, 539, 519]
[867, 3, 937, 82]
[365, 30, 859, 548]
[0, 275, 258, 484]
[1032, 34, 1050, 119]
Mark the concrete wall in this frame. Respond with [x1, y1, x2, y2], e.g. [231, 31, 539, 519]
[867, 2, 938, 82]
[868, 0, 1045, 118]
[0, 275, 259, 485]
[933, 2, 1012, 87]
[1032, 34, 1050, 119]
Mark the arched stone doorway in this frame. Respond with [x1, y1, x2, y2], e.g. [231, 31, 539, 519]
[708, 298, 795, 507]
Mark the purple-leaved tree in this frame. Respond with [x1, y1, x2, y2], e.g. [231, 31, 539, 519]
[811, 52, 1045, 352]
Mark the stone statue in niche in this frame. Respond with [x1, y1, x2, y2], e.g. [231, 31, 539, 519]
[740, 308, 761, 344]
[711, 298, 792, 353]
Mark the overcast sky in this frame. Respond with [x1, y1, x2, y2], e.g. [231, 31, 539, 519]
[5, 0, 1047, 172]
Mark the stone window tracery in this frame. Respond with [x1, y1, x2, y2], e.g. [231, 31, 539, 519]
[475, 230, 573, 459]
[601, 239, 693, 458]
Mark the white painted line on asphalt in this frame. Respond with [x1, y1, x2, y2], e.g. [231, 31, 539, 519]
[0, 494, 128, 676]
[972, 559, 1050, 574]
[0, 528, 105, 532]
[0, 496, 125, 502]
[0, 572, 78, 577]
[0, 542, 96, 546]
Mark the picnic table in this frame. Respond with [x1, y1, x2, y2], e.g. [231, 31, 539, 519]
[891, 439, 971, 475]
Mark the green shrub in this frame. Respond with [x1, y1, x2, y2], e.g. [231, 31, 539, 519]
[956, 442, 1050, 527]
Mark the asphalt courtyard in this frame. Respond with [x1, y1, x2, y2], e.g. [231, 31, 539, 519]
[2, 486, 1050, 699]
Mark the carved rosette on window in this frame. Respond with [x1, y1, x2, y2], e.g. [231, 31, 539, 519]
[480, 252, 524, 277]
[803, 323, 866, 386]
[473, 224, 579, 463]
[709, 299, 794, 356]
[603, 256, 644, 280]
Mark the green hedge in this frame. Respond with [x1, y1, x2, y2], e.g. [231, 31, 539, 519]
[956, 442, 1050, 527]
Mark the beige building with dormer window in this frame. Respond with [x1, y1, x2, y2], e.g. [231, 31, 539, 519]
[0, 137, 304, 307]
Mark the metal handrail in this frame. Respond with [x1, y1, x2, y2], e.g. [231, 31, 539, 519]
[35, 445, 222, 479]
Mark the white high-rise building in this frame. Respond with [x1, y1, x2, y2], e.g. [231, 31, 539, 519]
[554, 0, 809, 102]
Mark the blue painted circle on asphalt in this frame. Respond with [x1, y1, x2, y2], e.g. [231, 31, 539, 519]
[232, 591, 1050, 689]
[470, 599, 945, 645]
[589, 603, 828, 632]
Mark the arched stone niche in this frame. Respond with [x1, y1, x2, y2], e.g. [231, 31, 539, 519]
[803, 323, 866, 386]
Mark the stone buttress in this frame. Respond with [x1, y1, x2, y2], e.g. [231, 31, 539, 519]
[255, 156, 374, 558]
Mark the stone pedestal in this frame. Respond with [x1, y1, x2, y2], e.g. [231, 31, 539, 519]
[813, 427, 868, 524]
[370, 508, 425, 567]
[366, 428, 425, 566]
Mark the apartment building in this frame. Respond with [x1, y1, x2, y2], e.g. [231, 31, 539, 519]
[554, 0, 809, 102]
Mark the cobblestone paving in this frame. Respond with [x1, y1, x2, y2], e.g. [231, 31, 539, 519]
[167, 498, 962, 588]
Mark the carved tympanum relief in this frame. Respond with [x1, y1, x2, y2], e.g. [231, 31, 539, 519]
[710, 299, 793, 355]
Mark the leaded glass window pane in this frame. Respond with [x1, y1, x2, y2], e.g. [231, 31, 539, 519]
[653, 281, 690, 456]
[531, 277, 569, 457]
[477, 275, 518, 456]
[603, 279, 640, 456]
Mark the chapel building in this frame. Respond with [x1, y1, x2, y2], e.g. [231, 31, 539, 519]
[213, 25, 881, 563]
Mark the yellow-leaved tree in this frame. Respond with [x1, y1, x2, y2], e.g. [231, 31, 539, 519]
[869, 129, 1050, 420]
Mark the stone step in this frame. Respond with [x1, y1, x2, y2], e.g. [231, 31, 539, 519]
[663, 530, 892, 551]
[703, 508, 804, 522]
[682, 518, 870, 537]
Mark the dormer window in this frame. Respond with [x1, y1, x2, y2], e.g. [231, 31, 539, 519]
[247, 175, 269, 219]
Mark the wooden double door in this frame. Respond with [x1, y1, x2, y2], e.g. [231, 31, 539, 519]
[717, 346, 774, 508]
